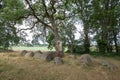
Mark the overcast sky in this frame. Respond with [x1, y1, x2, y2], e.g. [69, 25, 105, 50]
[16, 21, 83, 44]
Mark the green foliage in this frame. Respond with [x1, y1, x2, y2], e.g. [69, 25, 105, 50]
[66, 40, 85, 54]
[0, 0, 119, 56]
[46, 32, 55, 50]
[0, 22, 19, 50]
[0, 0, 26, 50]
[73, 45, 85, 53]
[70, 0, 92, 53]
[90, 0, 120, 53]
[97, 39, 107, 53]
[83, 40, 90, 53]
[66, 45, 85, 54]
[0, 0, 26, 23]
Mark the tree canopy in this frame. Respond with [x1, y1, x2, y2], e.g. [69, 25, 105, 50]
[0, 0, 120, 54]
[0, 0, 26, 50]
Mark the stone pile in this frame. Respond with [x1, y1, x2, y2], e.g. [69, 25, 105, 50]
[20, 50, 63, 64]
[20, 50, 118, 69]
[79, 54, 118, 70]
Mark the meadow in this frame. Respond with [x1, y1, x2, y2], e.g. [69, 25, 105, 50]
[0, 51, 120, 80]
[11, 46, 55, 51]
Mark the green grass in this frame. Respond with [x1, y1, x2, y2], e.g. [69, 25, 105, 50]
[11, 46, 68, 52]
[11, 46, 55, 51]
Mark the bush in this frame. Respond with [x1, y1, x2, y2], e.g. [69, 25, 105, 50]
[66, 45, 85, 54]
[97, 39, 107, 53]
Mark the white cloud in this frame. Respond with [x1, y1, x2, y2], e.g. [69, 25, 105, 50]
[74, 22, 83, 39]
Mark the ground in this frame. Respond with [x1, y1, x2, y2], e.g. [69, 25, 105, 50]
[0, 51, 120, 80]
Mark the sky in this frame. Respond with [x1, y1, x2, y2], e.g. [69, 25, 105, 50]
[16, 21, 83, 43]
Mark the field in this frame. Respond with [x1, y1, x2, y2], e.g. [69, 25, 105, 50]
[11, 46, 55, 51]
[11, 46, 68, 52]
[0, 51, 120, 80]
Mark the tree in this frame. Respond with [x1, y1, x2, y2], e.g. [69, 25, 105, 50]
[72, 0, 92, 53]
[62, 21, 76, 54]
[0, 0, 26, 50]
[24, 0, 71, 57]
[92, 0, 120, 53]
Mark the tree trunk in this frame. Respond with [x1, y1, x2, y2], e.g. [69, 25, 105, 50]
[49, 16, 64, 57]
[100, 18, 108, 53]
[107, 41, 113, 53]
[84, 34, 90, 53]
[114, 39, 119, 53]
[100, 30, 107, 53]
[113, 31, 119, 53]
[83, 23, 90, 53]
[53, 27, 64, 57]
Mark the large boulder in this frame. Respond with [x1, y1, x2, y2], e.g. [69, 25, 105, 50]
[39, 51, 56, 61]
[20, 50, 27, 56]
[100, 60, 118, 70]
[25, 52, 34, 57]
[79, 54, 93, 66]
[54, 57, 63, 65]
[34, 50, 43, 54]
[33, 50, 43, 59]
[49, 51, 64, 58]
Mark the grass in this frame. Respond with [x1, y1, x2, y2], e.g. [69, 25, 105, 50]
[11, 46, 68, 52]
[0, 51, 120, 80]
[11, 46, 55, 51]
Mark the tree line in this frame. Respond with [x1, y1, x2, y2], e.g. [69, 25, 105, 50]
[0, 0, 120, 55]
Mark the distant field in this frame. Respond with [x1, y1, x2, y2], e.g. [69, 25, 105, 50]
[11, 46, 55, 51]
[11, 46, 68, 52]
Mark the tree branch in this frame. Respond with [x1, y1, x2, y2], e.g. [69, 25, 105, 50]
[42, 0, 50, 18]
[24, 0, 53, 30]
[16, 21, 38, 33]
[50, 0, 57, 16]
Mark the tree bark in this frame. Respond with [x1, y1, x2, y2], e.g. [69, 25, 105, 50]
[113, 31, 119, 53]
[53, 27, 64, 57]
[49, 15, 64, 57]
[83, 23, 90, 53]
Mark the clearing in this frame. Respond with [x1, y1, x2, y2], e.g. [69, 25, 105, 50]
[0, 51, 120, 80]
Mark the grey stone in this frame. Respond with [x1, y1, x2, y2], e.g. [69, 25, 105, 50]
[39, 52, 56, 61]
[34, 50, 43, 54]
[20, 50, 27, 56]
[25, 52, 34, 57]
[79, 54, 93, 66]
[33, 51, 42, 59]
[100, 60, 118, 70]
[54, 57, 63, 65]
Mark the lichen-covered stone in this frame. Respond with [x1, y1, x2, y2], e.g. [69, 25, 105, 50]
[33, 51, 42, 59]
[39, 52, 56, 61]
[20, 50, 27, 56]
[25, 52, 34, 57]
[34, 50, 43, 54]
[79, 54, 93, 66]
[54, 57, 63, 65]
[100, 60, 118, 70]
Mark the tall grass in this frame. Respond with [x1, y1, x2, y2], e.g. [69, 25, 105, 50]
[0, 52, 120, 80]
